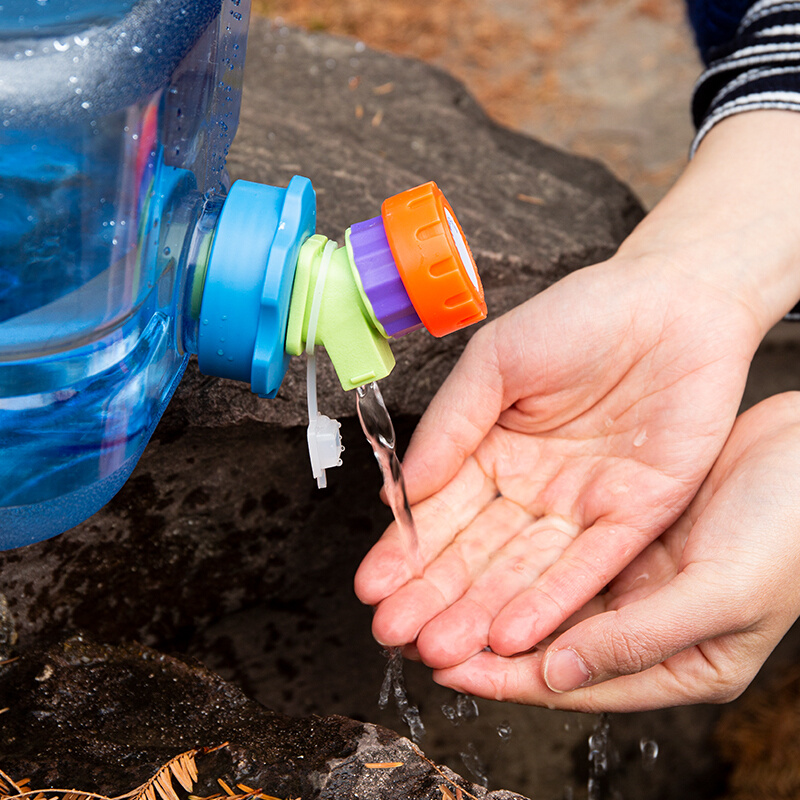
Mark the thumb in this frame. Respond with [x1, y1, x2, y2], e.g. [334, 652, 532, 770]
[541, 571, 745, 694]
[402, 322, 504, 503]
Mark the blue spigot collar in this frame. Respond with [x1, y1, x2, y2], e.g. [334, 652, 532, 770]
[197, 176, 316, 398]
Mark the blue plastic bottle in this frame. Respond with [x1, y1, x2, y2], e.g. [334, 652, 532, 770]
[0, 0, 258, 547]
[0, 1, 487, 550]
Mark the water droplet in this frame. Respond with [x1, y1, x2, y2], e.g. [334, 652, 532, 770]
[132, 45, 143, 54]
[355, 41, 366, 53]
[80, 100, 91, 110]
[441, 704, 457, 723]
[497, 721, 512, 740]
[217, 349, 224, 356]
[456, 693, 479, 723]
[24, 49, 33, 57]
[640, 738, 658, 770]
[162, 246, 171, 256]
[68, 75, 78, 84]
[53, 40, 69, 52]
[459, 743, 488, 788]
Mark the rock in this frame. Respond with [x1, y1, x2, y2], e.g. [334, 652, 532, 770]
[0, 19, 642, 650]
[0, 22, 645, 800]
[0, 635, 525, 800]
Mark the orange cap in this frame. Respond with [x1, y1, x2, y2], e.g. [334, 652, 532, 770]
[381, 182, 487, 338]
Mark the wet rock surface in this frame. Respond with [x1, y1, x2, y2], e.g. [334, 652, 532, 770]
[0, 635, 523, 800]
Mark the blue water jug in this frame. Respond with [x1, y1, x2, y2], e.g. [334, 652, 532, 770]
[0, 1, 487, 550]
[0, 0, 264, 548]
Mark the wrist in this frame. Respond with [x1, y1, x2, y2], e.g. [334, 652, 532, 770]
[619, 111, 800, 338]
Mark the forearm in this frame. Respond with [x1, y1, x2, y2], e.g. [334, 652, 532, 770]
[619, 110, 800, 338]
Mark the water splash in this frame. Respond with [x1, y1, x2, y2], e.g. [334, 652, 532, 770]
[378, 646, 426, 744]
[459, 742, 489, 788]
[588, 713, 616, 800]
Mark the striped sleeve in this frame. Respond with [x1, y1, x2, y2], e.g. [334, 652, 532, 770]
[690, 0, 800, 156]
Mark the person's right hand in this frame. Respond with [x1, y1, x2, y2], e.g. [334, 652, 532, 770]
[355, 111, 800, 672]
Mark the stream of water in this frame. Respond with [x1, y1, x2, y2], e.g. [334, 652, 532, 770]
[355, 381, 422, 577]
[355, 380, 657, 794]
[356, 380, 426, 744]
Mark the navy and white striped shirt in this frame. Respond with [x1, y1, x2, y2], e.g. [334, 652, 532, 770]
[686, 0, 800, 320]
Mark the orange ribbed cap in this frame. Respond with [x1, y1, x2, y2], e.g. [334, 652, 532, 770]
[381, 182, 487, 338]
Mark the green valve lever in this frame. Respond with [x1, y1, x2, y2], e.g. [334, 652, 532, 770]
[284, 181, 487, 486]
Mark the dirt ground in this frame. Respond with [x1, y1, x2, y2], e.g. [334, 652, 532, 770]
[253, 0, 701, 209]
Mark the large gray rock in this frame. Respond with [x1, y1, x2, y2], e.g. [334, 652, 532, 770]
[180, 19, 644, 427]
[0, 21, 659, 800]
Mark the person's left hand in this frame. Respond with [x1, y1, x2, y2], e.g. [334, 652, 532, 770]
[430, 392, 800, 712]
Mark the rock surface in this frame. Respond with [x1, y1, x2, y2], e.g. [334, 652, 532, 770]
[0, 635, 523, 800]
[0, 21, 654, 800]
[179, 18, 644, 428]
[0, 19, 643, 665]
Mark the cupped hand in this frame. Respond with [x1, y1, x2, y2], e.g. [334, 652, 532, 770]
[355, 112, 800, 673]
[430, 392, 800, 711]
[355, 248, 759, 666]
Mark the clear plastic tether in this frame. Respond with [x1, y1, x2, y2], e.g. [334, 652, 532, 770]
[305, 240, 344, 488]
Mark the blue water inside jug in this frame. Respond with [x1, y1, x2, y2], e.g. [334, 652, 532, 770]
[0, 0, 249, 547]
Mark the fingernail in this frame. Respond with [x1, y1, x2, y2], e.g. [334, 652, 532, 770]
[544, 648, 591, 693]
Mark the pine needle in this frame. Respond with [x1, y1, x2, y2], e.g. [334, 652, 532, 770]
[411, 744, 481, 800]
[0, 769, 22, 796]
[118, 749, 200, 800]
[155, 772, 178, 800]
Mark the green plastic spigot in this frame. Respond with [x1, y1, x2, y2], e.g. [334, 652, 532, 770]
[284, 181, 487, 487]
[285, 233, 395, 392]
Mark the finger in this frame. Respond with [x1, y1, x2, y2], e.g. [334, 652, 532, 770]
[416, 514, 581, 668]
[541, 570, 742, 694]
[369, 494, 537, 647]
[487, 517, 648, 655]
[354, 455, 497, 606]
[431, 642, 755, 713]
